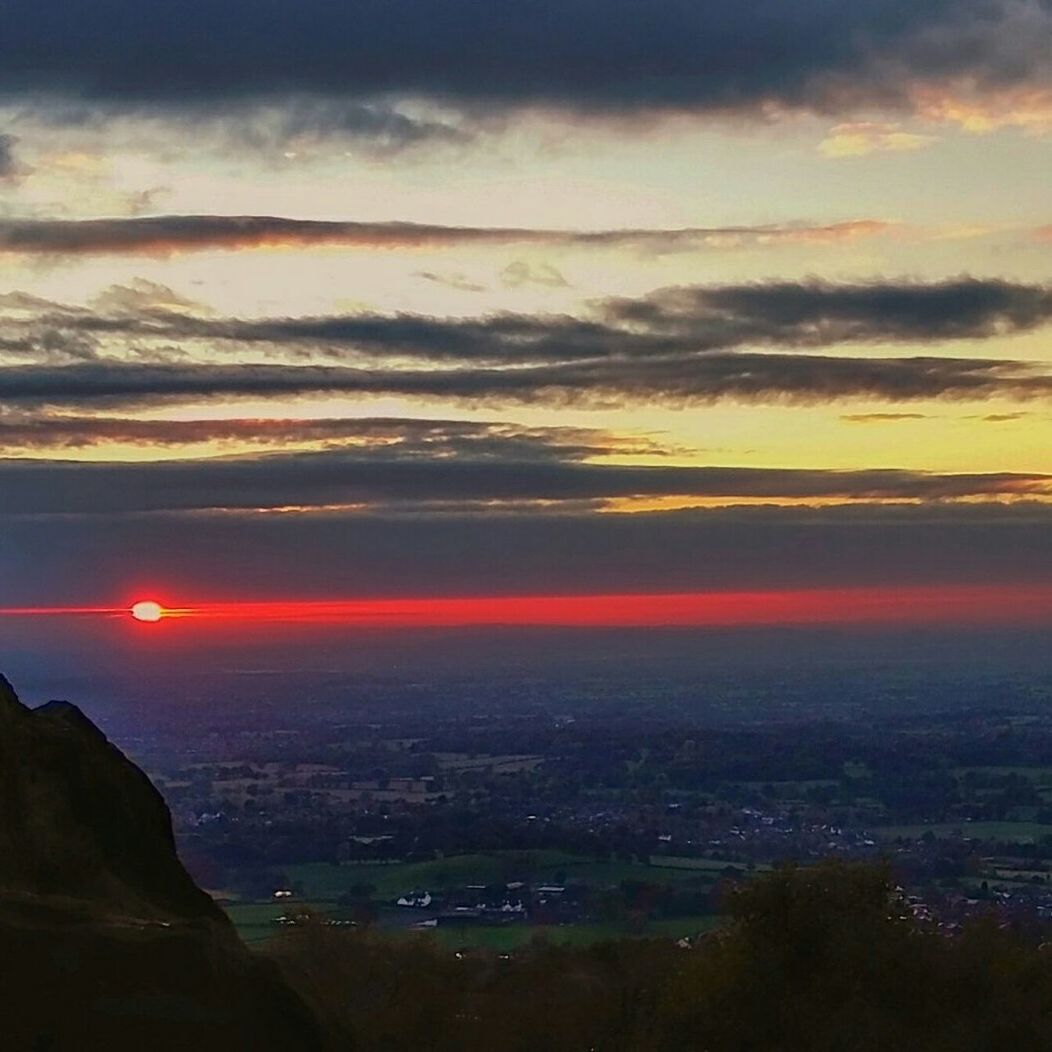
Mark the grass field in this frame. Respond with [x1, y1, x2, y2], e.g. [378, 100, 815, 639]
[874, 821, 1052, 843]
[952, 767, 1052, 783]
[432, 914, 722, 951]
[226, 899, 339, 944]
[225, 850, 734, 947]
[274, 851, 735, 905]
[226, 901, 723, 949]
[651, 856, 766, 873]
[278, 851, 579, 901]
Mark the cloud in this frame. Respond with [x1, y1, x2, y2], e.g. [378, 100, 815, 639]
[22, 98, 471, 154]
[0, 413, 665, 459]
[840, 413, 931, 424]
[0, 215, 893, 258]
[4, 500, 1052, 615]
[1, 355, 1050, 411]
[502, 261, 569, 288]
[598, 278, 1052, 346]
[0, 134, 26, 180]
[89, 278, 206, 314]
[818, 122, 937, 158]
[0, 446, 1048, 516]
[7, 277, 1052, 368]
[1, 1, 1048, 130]
[180, 278, 1052, 358]
[913, 83, 1052, 134]
[415, 272, 487, 293]
[5, 278, 1052, 409]
[256, 100, 472, 150]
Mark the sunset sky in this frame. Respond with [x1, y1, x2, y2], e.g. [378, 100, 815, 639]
[2, 1, 1052, 636]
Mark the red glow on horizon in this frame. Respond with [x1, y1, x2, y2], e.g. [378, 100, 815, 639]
[2, 585, 1052, 628]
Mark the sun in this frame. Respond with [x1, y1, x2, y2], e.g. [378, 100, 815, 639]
[130, 600, 164, 623]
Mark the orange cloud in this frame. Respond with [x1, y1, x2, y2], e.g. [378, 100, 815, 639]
[912, 85, 1052, 135]
[0, 215, 894, 259]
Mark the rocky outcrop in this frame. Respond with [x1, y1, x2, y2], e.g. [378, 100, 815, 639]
[0, 675, 221, 921]
[0, 674, 326, 1051]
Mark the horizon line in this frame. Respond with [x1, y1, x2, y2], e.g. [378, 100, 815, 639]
[3, 584, 1052, 628]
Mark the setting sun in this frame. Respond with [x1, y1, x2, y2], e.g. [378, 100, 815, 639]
[130, 601, 164, 623]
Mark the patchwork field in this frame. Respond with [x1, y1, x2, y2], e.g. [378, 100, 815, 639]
[223, 849, 732, 946]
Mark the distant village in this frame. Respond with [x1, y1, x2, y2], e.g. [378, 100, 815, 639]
[104, 663, 1052, 945]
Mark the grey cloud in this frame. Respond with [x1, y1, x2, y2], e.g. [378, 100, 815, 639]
[600, 278, 1052, 346]
[31, 277, 1052, 363]
[237, 100, 472, 150]
[0, 414, 663, 460]
[0, 1, 1048, 122]
[3, 502, 1052, 609]
[0, 134, 22, 180]
[0, 448, 1047, 516]
[1, 355, 1050, 410]
[840, 413, 931, 424]
[6, 278, 1052, 374]
[0, 216, 891, 257]
[415, 272, 487, 293]
[502, 261, 569, 288]
[89, 279, 204, 314]
[6, 278, 1052, 409]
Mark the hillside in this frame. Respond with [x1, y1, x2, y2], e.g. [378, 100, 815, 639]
[0, 674, 324, 1051]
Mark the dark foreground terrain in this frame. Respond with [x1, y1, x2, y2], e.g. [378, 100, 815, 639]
[0, 675, 322, 1052]
[7, 668, 1052, 1050]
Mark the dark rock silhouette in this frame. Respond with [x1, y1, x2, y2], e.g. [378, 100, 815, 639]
[0, 674, 326, 1051]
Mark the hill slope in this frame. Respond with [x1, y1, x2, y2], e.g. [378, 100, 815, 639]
[0, 674, 326, 1051]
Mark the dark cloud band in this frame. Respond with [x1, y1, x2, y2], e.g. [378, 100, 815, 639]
[0, 447, 1048, 515]
[1, 1, 1047, 121]
[7, 276, 1052, 365]
[3, 502, 1052, 613]
[0, 414, 661, 460]
[4, 278, 1052, 408]
[0, 216, 889, 257]
[0, 354, 1048, 410]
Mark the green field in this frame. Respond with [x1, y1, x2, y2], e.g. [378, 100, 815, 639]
[433, 914, 721, 951]
[651, 856, 766, 873]
[226, 899, 339, 944]
[272, 851, 732, 904]
[226, 901, 722, 949]
[224, 850, 732, 947]
[952, 766, 1052, 783]
[874, 821, 1052, 843]
[276, 851, 579, 901]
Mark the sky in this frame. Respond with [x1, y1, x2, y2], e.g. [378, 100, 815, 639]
[2, 0, 1052, 652]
